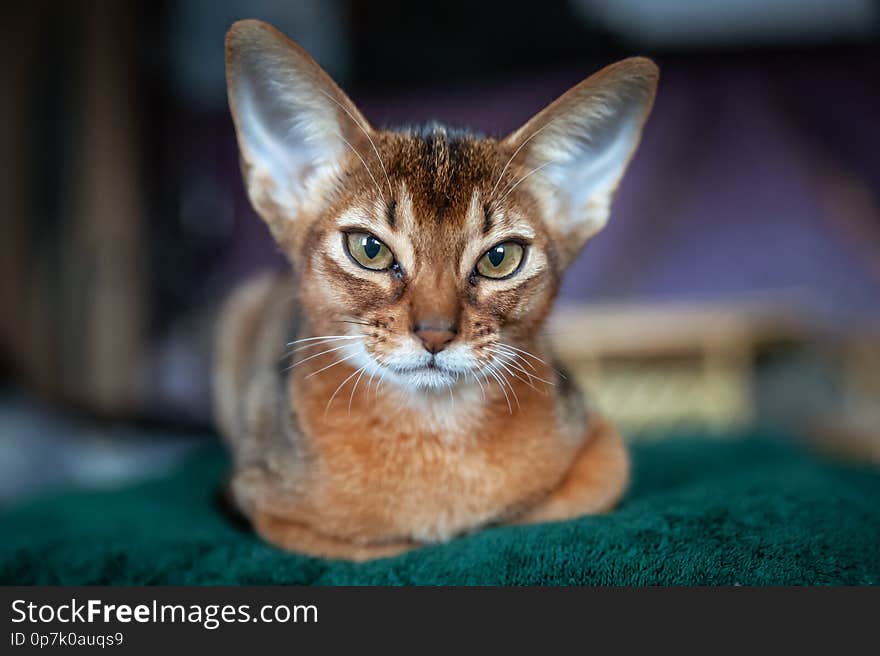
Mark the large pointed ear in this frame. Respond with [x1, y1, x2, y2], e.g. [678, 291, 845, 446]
[502, 58, 658, 264]
[225, 20, 376, 242]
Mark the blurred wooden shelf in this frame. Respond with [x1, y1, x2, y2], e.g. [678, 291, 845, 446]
[547, 299, 823, 435]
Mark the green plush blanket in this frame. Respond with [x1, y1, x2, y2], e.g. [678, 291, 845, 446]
[2, 432, 879, 585]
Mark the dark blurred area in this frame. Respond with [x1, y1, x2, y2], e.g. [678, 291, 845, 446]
[1, 0, 878, 503]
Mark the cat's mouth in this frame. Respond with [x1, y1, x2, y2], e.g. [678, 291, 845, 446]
[390, 361, 454, 376]
[384, 360, 465, 390]
[356, 342, 482, 391]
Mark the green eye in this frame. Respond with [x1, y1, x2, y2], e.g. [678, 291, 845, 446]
[476, 242, 525, 279]
[345, 232, 394, 271]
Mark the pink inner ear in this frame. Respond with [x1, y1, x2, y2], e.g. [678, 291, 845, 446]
[226, 20, 375, 226]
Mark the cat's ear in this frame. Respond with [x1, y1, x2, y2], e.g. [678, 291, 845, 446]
[502, 58, 658, 264]
[225, 20, 375, 241]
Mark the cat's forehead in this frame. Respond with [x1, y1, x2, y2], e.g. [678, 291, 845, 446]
[382, 125, 502, 223]
[328, 124, 540, 260]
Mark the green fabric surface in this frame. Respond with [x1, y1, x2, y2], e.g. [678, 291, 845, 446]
[2, 432, 879, 585]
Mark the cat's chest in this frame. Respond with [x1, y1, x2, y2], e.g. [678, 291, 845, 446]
[305, 407, 578, 541]
[288, 369, 587, 541]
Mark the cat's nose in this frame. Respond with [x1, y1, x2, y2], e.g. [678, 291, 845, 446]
[413, 322, 457, 354]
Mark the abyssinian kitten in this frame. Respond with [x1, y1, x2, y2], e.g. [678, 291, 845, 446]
[214, 19, 658, 561]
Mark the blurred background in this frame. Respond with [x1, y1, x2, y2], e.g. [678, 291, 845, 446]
[1, 0, 878, 506]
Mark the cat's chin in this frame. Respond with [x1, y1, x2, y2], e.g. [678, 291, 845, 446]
[385, 364, 462, 392]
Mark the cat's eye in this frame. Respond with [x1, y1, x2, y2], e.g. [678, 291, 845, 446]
[345, 232, 394, 271]
[476, 242, 525, 279]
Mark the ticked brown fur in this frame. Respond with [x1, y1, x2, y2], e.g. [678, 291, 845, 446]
[214, 20, 657, 560]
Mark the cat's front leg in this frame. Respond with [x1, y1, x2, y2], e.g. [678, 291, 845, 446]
[512, 415, 630, 525]
[231, 464, 419, 561]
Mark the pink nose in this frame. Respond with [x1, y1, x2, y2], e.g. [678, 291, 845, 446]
[413, 324, 456, 354]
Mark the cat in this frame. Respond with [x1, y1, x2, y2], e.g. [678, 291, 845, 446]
[214, 19, 658, 561]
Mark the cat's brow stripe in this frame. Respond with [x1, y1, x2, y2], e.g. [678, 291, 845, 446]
[385, 199, 397, 228]
[482, 202, 493, 235]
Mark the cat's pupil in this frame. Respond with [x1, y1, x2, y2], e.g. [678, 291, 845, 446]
[488, 246, 505, 267]
[364, 237, 381, 259]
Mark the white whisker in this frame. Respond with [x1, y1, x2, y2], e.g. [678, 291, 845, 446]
[317, 89, 393, 197]
[493, 344, 539, 373]
[489, 119, 556, 201]
[287, 343, 357, 371]
[506, 362, 551, 394]
[470, 370, 486, 401]
[487, 347, 555, 387]
[374, 359, 391, 398]
[348, 365, 369, 414]
[485, 367, 513, 414]
[287, 335, 363, 346]
[304, 353, 359, 379]
[366, 354, 384, 397]
[291, 336, 363, 354]
[497, 367, 521, 411]
[497, 343, 551, 367]
[332, 130, 384, 198]
[497, 160, 553, 204]
[490, 354, 543, 394]
[325, 365, 366, 416]
[499, 342, 567, 380]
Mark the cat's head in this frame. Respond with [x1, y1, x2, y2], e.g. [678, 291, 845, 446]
[225, 20, 657, 392]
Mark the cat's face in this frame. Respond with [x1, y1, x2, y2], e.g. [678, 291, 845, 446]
[294, 128, 560, 390]
[225, 20, 657, 391]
